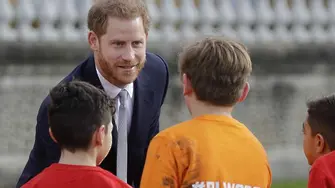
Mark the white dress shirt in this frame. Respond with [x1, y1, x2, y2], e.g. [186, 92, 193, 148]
[96, 68, 133, 133]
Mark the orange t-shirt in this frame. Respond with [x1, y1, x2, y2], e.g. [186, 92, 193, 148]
[21, 163, 131, 188]
[140, 115, 272, 188]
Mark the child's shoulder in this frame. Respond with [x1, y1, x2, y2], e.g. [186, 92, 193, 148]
[21, 164, 59, 188]
[313, 151, 335, 169]
[92, 168, 131, 187]
[157, 118, 200, 135]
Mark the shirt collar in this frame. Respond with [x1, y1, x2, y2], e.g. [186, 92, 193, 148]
[96, 67, 133, 98]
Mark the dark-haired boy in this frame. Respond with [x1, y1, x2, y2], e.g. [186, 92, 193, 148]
[22, 81, 131, 188]
[303, 94, 335, 188]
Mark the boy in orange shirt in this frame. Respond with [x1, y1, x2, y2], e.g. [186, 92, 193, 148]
[302, 94, 335, 188]
[140, 37, 272, 188]
[22, 81, 130, 188]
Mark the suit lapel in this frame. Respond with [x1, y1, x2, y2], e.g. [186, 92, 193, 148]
[79, 54, 154, 175]
[81, 55, 103, 89]
[80, 54, 118, 172]
[128, 69, 154, 147]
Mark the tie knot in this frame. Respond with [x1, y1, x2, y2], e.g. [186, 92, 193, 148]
[118, 89, 127, 106]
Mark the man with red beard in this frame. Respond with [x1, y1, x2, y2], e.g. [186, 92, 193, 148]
[16, 1, 169, 188]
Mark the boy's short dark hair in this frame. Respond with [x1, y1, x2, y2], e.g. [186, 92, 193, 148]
[307, 94, 335, 150]
[178, 37, 252, 106]
[48, 80, 115, 152]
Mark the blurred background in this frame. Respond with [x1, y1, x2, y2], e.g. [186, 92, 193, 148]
[1, 0, 335, 187]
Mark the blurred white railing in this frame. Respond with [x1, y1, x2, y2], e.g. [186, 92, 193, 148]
[1, 0, 335, 45]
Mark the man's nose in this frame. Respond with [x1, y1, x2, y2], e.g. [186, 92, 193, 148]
[122, 47, 135, 62]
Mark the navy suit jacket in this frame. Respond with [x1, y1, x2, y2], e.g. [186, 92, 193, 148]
[17, 52, 169, 188]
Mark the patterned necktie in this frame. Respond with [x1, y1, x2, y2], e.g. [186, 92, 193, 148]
[117, 89, 128, 182]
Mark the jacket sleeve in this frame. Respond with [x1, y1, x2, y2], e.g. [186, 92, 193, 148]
[16, 97, 61, 188]
[146, 53, 169, 149]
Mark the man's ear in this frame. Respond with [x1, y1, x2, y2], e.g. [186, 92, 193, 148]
[88, 31, 99, 51]
[238, 82, 250, 103]
[315, 133, 326, 154]
[49, 128, 57, 143]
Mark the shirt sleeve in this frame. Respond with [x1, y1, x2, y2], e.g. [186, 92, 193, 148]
[140, 135, 181, 188]
[267, 163, 272, 188]
[308, 163, 327, 188]
[95, 173, 132, 188]
[117, 181, 132, 188]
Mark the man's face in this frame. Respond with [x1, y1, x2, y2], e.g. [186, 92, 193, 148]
[92, 16, 147, 87]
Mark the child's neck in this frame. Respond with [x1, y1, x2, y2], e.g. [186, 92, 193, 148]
[58, 149, 97, 167]
[190, 100, 233, 118]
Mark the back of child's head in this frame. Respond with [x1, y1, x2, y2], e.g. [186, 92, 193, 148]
[307, 94, 335, 151]
[178, 37, 252, 106]
[47, 80, 115, 152]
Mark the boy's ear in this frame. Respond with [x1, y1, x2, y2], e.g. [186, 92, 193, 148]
[315, 133, 326, 154]
[182, 73, 193, 96]
[49, 128, 57, 143]
[238, 82, 250, 103]
[94, 125, 106, 146]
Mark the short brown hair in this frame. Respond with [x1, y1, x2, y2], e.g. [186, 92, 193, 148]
[178, 37, 252, 106]
[307, 94, 335, 150]
[87, 0, 150, 37]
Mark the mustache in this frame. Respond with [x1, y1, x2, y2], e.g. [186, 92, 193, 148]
[97, 52, 141, 66]
[116, 62, 139, 66]
[116, 60, 144, 67]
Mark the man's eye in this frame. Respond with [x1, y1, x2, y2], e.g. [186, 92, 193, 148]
[133, 41, 142, 46]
